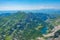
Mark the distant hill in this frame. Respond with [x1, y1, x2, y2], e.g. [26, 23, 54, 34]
[28, 9, 60, 14]
[0, 9, 60, 14]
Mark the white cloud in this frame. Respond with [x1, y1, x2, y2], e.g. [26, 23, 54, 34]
[0, 5, 60, 11]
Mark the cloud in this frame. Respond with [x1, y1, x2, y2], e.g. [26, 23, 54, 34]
[0, 5, 60, 11]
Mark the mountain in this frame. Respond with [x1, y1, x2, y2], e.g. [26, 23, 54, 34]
[0, 10, 60, 40]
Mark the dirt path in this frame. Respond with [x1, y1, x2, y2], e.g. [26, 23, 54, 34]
[43, 25, 60, 37]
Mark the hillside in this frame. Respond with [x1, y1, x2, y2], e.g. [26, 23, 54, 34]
[0, 11, 60, 40]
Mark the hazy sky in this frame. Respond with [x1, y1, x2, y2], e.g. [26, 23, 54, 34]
[0, 0, 60, 10]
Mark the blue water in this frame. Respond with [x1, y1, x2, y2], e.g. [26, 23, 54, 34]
[41, 27, 48, 34]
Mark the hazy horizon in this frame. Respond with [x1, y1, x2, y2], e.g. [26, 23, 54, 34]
[0, 0, 60, 10]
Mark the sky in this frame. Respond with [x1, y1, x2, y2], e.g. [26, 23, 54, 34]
[0, 0, 60, 10]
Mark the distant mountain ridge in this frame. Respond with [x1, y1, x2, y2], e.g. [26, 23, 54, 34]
[0, 9, 60, 14]
[28, 9, 60, 14]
